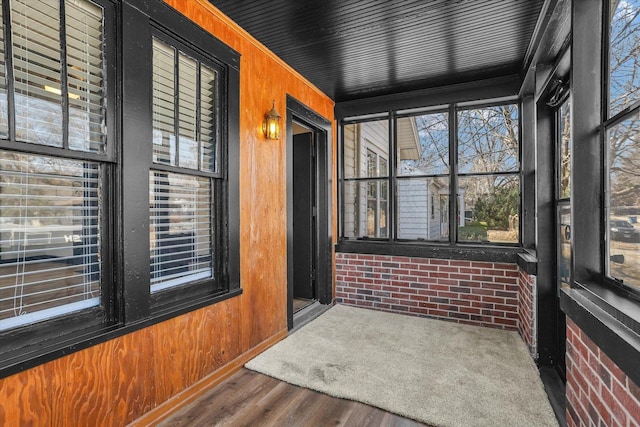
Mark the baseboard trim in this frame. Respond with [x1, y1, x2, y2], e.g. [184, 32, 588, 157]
[128, 329, 288, 426]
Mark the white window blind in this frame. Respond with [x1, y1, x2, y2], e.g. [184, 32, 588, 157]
[10, 0, 105, 152]
[178, 51, 198, 169]
[66, 0, 105, 153]
[149, 171, 212, 293]
[0, 4, 7, 138]
[152, 38, 176, 165]
[11, 0, 63, 146]
[151, 37, 218, 172]
[200, 65, 217, 173]
[0, 150, 101, 331]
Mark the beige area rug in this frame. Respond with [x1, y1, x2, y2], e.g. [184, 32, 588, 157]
[245, 304, 558, 427]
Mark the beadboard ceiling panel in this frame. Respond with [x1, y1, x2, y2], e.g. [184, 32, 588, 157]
[208, 0, 547, 102]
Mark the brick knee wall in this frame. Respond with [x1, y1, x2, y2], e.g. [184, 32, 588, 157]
[566, 317, 640, 426]
[335, 252, 520, 330]
[518, 269, 537, 358]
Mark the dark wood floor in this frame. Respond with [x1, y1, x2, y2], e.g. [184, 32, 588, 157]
[159, 368, 428, 426]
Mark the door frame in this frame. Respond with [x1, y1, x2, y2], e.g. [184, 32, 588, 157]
[286, 95, 332, 330]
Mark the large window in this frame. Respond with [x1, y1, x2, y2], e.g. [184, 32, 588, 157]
[340, 103, 520, 245]
[606, 0, 640, 292]
[149, 36, 223, 294]
[0, 0, 110, 332]
[0, 0, 240, 375]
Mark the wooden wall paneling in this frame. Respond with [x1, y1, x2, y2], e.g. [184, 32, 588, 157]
[49, 327, 155, 426]
[165, 0, 336, 352]
[151, 298, 242, 405]
[0, 1, 335, 426]
[0, 364, 53, 425]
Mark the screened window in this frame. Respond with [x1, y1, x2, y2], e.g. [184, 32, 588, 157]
[150, 35, 223, 293]
[0, 0, 108, 332]
[342, 119, 389, 239]
[606, 0, 640, 292]
[396, 112, 449, 241]
[457, 105, 520, 244]
[340, 103, 520, 245]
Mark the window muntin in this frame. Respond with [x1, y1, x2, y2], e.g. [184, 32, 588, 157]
[150, 35, 223, 294]
[396, 111, 450, 241]
[340, 103, 520, 245]
[149, 171, 212, 293]
[9, 0, 106, 152]
[457, 105, 520, 244]
[609, 0, 640, 117]
[342, 120, 389, 238]
[0, 0, 108, 335]
[0, 150, 101, 331]
[152, 37, 219, 173]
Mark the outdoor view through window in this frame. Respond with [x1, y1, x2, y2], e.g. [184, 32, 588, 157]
[607, 0, 640, 291]
[341, 103, 520, 244]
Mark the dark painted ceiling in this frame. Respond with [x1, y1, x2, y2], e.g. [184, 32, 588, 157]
[208, 0, 547, 102]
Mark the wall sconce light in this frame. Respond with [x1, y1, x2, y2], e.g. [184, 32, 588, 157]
[263, 100, 281, 140]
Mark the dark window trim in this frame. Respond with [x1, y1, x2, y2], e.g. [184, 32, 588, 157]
[601, 0, 640, 299]
[335, 240, 522, 264]
[0, 0, 118, 369]
[558, 0, 640, 385]
[338, 97, 522, 248]
[0, 0, 242, 379]
[0, 288, 241, 379]
[122, 0, 241, 320]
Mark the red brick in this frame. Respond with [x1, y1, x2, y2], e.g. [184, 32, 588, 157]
[612, 380, 640, 421]
[600, 384, 628, 427]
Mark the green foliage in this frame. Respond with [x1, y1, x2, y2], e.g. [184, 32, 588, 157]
[459, 222, 488, 241]
[473, 186, 519, 229]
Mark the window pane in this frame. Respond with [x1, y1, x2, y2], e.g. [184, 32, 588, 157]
[12, 0, 63, 146]
[343, 120, 389, 178]
[458, 174, 519, 244]
[457, 105, 519, 174]
[178, 51, 198, 169]
[608, 111, 640, 290]
[558, 203, 571, 290]
[150, 171, 212, 293]
[0, 4, 8, 138]
[152, 38, 176, 166]
[66, 0, 106, 153]
[343, 179, 388, 239]
[609, 0, 640, 116]
[397, 112, 449, 176]
[200, 64, 217, 173]
[0, 151, 101, 331]
[397, 177, 449, 241]
[558, 98, 571, 199]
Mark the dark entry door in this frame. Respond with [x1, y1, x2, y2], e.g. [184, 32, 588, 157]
[292, 132, 316, 301]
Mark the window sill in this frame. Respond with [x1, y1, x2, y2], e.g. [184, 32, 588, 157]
[0, 288, 242, 379]
[560, 283, 640, 388]
[335, 239, 523, 263]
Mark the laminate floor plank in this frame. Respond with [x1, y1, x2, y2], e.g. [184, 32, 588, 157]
[159, 368, 428, 426]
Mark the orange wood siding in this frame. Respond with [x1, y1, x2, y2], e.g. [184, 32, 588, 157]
[0, 1, 335, 425]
